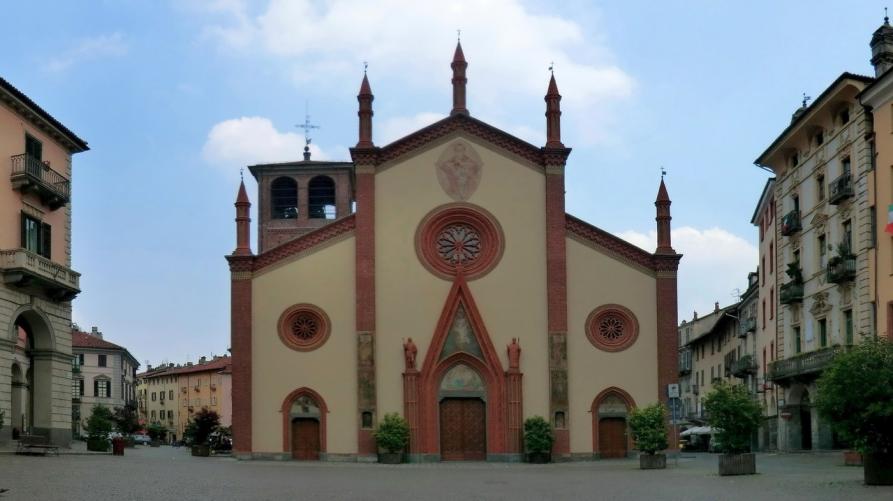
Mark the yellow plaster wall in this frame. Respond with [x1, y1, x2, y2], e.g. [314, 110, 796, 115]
[250, 235, 357, 454]
[374, 135, 551, 422]
[565, 237, 658, 453]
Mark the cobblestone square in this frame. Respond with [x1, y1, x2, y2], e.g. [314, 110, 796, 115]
[1, 447, 891, 500]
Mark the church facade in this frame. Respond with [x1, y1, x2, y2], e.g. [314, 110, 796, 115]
[227, 44, 681, 461]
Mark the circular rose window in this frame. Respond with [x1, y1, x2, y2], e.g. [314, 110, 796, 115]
[277, 304, 331, 352]
[416, 204, 504, 280]
[586, 304, 638, 352]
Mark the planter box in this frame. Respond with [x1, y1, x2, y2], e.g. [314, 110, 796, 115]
[639, 453, 667, 470]
[843, 450, 863, 466]
[718, 453, 756, 476]
[191, 444, 211, 457]
[526, 452, 551, 464]
[864, 452, 893, 485]
[87, 438, 110, 452]
[378, 452, 403, 464]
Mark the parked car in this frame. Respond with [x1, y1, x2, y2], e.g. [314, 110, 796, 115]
[132, 434, 151, 445]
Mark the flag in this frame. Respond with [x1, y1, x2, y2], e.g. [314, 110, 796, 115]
[887, 204, 893, 234]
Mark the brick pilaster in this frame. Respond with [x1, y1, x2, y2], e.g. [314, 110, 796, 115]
[354, 163, 377, 456]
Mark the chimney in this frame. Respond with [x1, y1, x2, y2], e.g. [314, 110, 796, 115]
[147, 364, 152, 371]
[715, 302, 720, 313]
[169, 363, 174, 368]
[200, 356, 207, 364]
[187, 362, 193, 367]
[91, 326, 103, 339]
[693, 311, 698, 320]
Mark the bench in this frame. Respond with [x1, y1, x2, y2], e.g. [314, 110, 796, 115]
[16, 434, 60, 456]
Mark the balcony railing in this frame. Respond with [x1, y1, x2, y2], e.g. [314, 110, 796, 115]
[829, 173, 854, 205]
[827, 256, 856, 284]
[738, 316, 756, 337]
[779, 282, 803, 304]
[0, 248, 80, 301]
[781, 210, 802, 236]
[10, 154, 70, 210]
[768, 346, 844, 383]
[731, 354, 758, 378]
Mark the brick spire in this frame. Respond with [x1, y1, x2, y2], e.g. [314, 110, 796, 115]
[357, 71, 374, 148]
[233, 180, 252, 256]
[655, 178, 673, 254]
[451, 41, 469, 116]
[545, 72, 563, 148]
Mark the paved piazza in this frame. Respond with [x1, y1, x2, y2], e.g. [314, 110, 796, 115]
[1, 447, 890, 500]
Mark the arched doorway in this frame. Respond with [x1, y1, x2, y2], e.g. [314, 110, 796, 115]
[280, 388, 327, 460]
[438, 364, 486, 461]
[9, 309, 56, 441]
[591, 387, 635, 459]
[10, 363, 25, 438]
[800, 391, 812, 450]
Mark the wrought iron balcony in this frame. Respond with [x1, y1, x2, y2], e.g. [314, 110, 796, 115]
[738, 316, 756, 337]
[826, 256, 856, 284]
[731, 354, 758, 378]
[781, 209, 802, 236]
[768, 346, 844, 383]
[829, 173, 853, 205]
[0, 248, 79, 301]
[10, 154, 70, 210]
[779, 281, 803, 304]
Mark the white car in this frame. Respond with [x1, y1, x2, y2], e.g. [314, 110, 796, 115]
[132, 434, 151, 445]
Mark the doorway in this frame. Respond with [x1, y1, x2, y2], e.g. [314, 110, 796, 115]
[439, 398, 486, 460]
[290, 418, 320, 460]
[800, 392, 812, 450]
[598, 418, 628, 458]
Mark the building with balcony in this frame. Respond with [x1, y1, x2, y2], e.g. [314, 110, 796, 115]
[0, 76, 88, 446]
[753, 25, 883, 449]
[71, 327, 139, 437]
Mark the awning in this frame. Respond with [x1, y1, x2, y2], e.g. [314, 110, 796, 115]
[680, 426, 714, 437]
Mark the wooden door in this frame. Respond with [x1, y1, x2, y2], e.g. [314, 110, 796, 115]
[440, 398, 486, 461]
[291, 418, 320, 460]
[598, 418, 628, 459]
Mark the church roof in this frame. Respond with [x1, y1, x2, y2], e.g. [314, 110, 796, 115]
[565, 214, 664, 272]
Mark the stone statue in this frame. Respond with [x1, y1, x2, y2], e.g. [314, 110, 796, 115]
[404, 337, 418, 370]
[508, 338, 521, 369]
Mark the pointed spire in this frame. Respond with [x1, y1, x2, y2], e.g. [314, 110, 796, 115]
[356, 69, 374, 148]
[451, 41, 469, 116]
[233, 179, 252, 256]
[655, 176, 673, 254]
[656, 178, 670, 203]
[544, 70, 563, 148]
[236, 179, 249, 205]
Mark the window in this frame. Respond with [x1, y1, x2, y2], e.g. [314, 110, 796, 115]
[761, 257, 765, 285]
[819, 319, 828, 348]
[770, 341, 774, 360]
[152, 392, 156, 401]
[25, 134, 42, 160]
[762, 299, 766, 329]
[151, 410, 156, 421]
[20, 213, 51, 258]
[843, 220, 852, 253]
[167, 410, 173, 420]
[814, 131, 824, 146]
[98, 354, 107, 367]
[769, 242, 774, 274]
[78, 353, 84, 366]
[844, 309, 854, 345]
[308, 176, 336, 219]
[794, 327, 801, 354]
[770, 288, 774, 319]
[271, 177, 298, 219]
[790, 153, 799, 167]
[72, 378, 80, 398]
[817, 174, 825, 201]
[169, 390, 173, 400]
[159, 391, 164, 401]
[839, 107, 850, 125]
[842, 156, 851, 175]
[793, 194, 800, 213]
[79, 379, 84, 396]
[818, 233, 827, 269]
[95, 379, 110, 398]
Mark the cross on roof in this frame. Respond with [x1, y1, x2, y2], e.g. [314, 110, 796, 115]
[296, 102, 320, 147]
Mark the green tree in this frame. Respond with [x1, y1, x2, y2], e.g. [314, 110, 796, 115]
[112, 402, 140, 435]
[85, 405, 114, 451]
[146, 422, 167, 442]
[523, 416, 554, 454]
[373, 413, 410, 453]
[189, 408, 220, 445]
[628, 403, 668, 455]
[816, 338, 893, 454]
[704, 382, 762, 454]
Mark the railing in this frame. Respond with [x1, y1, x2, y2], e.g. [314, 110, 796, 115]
[738, 316, 756, 337]
[779, 282, 803, 304]
[768, 346, 844, 382]
[781, 209, 802, 236]
[10, 154, 71, 208]
[731, 354, 758, 378]
[0, 248, 80, 299]
[827, 256, 856, 284]
[829, 173, 853, 205]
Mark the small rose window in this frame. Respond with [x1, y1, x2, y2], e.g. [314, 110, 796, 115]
[278, 304, 331, 351]
[586, 305, 638, 352]
[416, 204, 504, 280]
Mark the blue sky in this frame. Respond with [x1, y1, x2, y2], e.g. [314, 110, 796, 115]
[0, 0, 885, 366]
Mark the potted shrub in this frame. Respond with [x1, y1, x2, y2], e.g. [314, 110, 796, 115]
[628, 403, 668, 469]
[147, 422, 167, 447]
[189, 408, 220, 457]
[373, 413, 409, 464]
[704, 382, 761, 476]
[85, 405, 114, 452]
[523, 416, 554, 463]
[816, 338, 893, 485]
[112, 403, 140, 447]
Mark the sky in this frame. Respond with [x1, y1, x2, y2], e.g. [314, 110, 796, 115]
[0, 0, 886, 367]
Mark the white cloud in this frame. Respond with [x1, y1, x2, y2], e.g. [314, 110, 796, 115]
[617, 227, 758, 319]
[45, 33, 128, 72]
[202, 116, 329, 179]
[193, 0, 634, 145]
[378, 112, 445, 144]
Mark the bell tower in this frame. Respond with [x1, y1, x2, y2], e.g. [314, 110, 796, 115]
[871, 11, 893, 77]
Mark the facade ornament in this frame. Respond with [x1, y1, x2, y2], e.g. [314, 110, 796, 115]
[809, 291, 832, 315]
[436, 141, 483, 201]
[507, 338, 521, 369]
[403, 337, 418, 370]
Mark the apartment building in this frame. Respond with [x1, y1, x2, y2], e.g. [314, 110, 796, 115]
[137, 364, 180, 442]
[0, 76, 89, 445]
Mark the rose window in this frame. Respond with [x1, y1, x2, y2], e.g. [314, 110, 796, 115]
[597, 314, 625, 342]
[416, 205, 504, 280]
[586, 305, 639, 352]
[278, 304, 330, 351]
[291, 313, 320, 342]
[436, 224, 482, 266]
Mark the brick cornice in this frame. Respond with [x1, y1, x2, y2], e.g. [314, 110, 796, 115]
[565, 214, 661, 271]
[252, 215, 356, 272]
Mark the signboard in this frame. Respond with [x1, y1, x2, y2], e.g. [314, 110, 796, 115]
[667, 383, 680, 399]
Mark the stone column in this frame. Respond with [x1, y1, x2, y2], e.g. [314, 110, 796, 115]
[403, 368, 420, 456]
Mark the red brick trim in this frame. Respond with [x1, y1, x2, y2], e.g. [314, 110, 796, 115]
[566, 213, 660, 272]
[276, 303, 331, 352]
[656, 273, 679, 408]
[354, 169, 376, 455]
[545, 160, 569, 458]
[280, 387, 328, 455]
[415, 203, 504, 281]
[252, 214, 356, 272]
[417, 275, 507, 455]
[585, 304, 639, 353]
[590, 387, 636, 455]
[230, 277, 252, 454]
